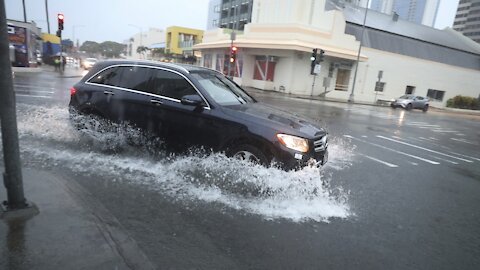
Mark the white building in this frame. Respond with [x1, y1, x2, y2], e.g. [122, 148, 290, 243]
[126, 28, 165, 59]
[194, 0, 480, 108]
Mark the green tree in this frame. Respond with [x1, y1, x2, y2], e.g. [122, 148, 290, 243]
[100, 41, 126, 58]
[136, 45, 149, 54]
[79, 41, 101, 54]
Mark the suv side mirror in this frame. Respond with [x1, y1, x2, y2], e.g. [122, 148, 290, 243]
[181, 95, 204, 107]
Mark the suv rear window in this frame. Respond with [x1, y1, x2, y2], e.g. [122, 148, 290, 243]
[89, 66, 122, 86]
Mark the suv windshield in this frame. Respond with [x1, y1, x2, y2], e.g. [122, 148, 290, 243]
[399, 95, 414, 99]
[191, 72, 255, 105]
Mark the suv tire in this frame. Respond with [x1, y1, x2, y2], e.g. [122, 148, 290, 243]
[228, 144, 270, 166]
[422, 104, 429, 112]
[406, 103, 413, 111]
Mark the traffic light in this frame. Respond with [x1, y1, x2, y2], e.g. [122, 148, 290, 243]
[230, 46, 238, 63]
[57, 13, 64, 31]
[310, 48, 317, 62]
[310, 48, 317, 75]
[318, 49, 325, 63]
[56, 29, 62, 38]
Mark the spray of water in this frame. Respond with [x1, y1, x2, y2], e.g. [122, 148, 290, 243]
[12, 104, 354, 222]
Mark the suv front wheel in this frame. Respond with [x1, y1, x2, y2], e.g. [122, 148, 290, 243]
[228, 144, 270, 166]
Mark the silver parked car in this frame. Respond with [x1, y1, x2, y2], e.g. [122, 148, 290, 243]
[391, 95, 429, 112]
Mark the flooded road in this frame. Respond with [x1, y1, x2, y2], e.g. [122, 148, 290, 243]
[1, 68, 480, 269]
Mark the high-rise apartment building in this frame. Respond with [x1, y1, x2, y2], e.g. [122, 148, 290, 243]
[207, 0, 222, 30]
[218, 0, 254, 31]
[369, 0, 440, 27]
[453, 0, 480, 44]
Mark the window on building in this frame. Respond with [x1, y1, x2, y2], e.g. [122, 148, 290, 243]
[405, 85, 415, 94]
[253, 56, 276, 81]
[335, 68, 351, 91]
[427, 89, 446, 101]
[214, 4, 220, 13]
[216, 54, 225, 74]
[203, 54, 212, 68]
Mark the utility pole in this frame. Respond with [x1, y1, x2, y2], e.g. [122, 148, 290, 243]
[45, 0, 50, 34]
[348, 0, 370, 103]
[22, 0, 27, 22]
[0, 0, 37, 217]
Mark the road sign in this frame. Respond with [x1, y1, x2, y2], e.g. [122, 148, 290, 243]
[313, 64, 321, 75]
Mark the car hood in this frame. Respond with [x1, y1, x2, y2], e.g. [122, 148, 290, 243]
[395, 98, 410, 103]
[222, 103, 326, 138]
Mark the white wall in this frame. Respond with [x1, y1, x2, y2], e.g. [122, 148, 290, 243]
[326, 47, 480, 107]
[127, 28, 165, 60]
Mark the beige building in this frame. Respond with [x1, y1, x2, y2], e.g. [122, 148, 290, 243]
[194, 0, 480, 107]
[126, 28, 165, 60]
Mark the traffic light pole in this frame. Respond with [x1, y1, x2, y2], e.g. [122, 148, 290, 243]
[59, 40, 63, 75]
[0, 0, 38, 218]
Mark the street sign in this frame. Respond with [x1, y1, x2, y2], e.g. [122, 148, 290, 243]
[313, 64, 321, 75]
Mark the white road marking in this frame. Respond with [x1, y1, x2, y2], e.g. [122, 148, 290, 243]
[450, 138, 479, 146]
[407, 123, 441, 128]
[449, 152, 480, 162]
[344, 135, 440, 165]
[361, 154, 399, 168]
[14, 84, 56, 90]
[15, 89, 54, 94]
[361, 135, 368, 138]
[376, 136, 473, 163]
[15, 94, 52, 99]
[428, 155, 458, 165]
[408, 162, 418, 166]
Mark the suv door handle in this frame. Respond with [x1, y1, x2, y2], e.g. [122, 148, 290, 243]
[103, 90, 115, 95]
[150, 99, 163, 105]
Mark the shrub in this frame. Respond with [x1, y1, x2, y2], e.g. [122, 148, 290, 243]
[446, 95, 479, 110]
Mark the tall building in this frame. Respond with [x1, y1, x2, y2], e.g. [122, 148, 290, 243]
[453, 0, 480, 44]
[369, 0, 440, 27]
[219, 0, 254, 30]
[370, 0, 394, 13]
[207, 0, 222, 30]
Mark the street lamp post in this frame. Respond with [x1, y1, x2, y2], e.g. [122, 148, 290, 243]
[348, 0, 370, 103]
[72, 25, 85, 50]
[45, 0, 50, 33]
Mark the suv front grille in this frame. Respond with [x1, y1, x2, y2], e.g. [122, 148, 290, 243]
[314, 135, 328, 152]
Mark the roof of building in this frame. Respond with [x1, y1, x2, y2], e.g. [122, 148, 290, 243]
[326, 1, 480, 70]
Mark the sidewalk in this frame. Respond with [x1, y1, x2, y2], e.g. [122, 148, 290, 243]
[0, 168, 155, 270]
[245, 87, 480, 118]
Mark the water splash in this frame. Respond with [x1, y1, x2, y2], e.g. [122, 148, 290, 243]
[14, 104, 354, 222]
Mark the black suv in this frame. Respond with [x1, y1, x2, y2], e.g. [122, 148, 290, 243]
[69, 60, 328, 170]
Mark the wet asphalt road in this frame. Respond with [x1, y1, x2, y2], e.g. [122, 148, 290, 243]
[2, 67, 480, 269]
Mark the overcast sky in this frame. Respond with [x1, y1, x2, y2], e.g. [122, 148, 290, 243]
[6, 0, 459, 44]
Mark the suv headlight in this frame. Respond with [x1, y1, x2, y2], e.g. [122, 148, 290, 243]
[276, 134, 309, 153]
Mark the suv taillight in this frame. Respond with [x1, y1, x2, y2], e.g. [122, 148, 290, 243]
[70, 87, 77, 96]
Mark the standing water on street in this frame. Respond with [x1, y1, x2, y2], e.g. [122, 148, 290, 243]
[10, 104, 354, 222]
